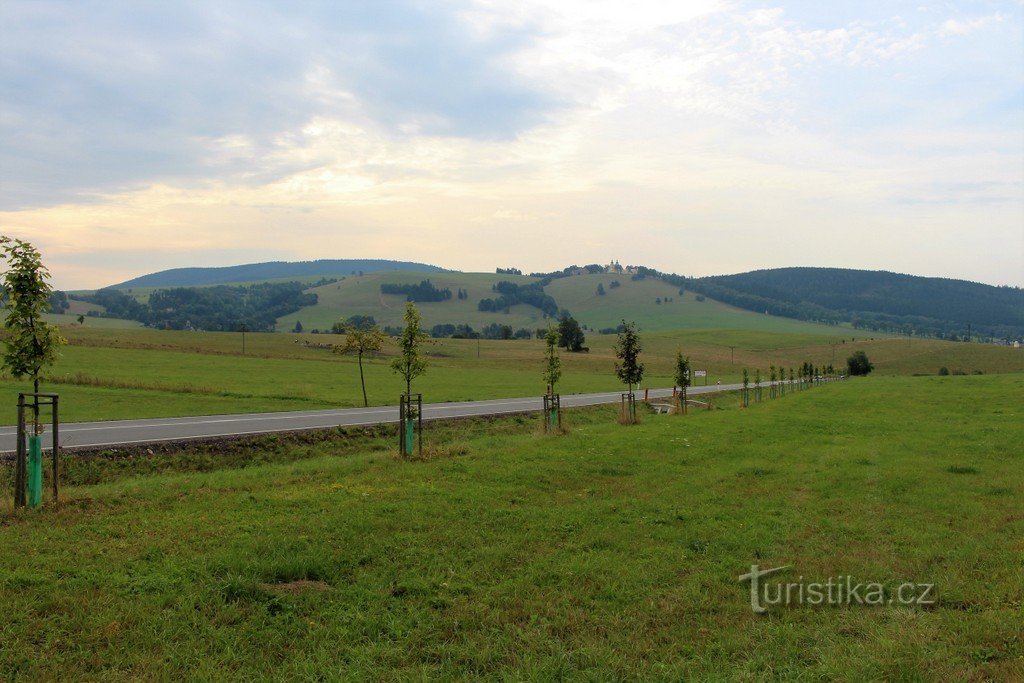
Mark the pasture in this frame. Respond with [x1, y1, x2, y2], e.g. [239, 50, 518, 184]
[1, 324, 1021, 424]
[0, 375, 1020, 678]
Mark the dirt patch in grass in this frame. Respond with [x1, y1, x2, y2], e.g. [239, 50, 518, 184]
[261, 580, 333, 594]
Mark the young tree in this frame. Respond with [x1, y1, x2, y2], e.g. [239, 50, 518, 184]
[769, 365, 777, 398]
[0, 236, 66, 433]
[741, 368, 750, 407]
[614, 321, 643, 423]
[754, 369, 762, 401]
[335, 323, 386, 407]
[673, 351, 691, 414]
[614, 320, 644, 393]
[596, 282, 606, 296]
[391, 302, 429, 398]
[542, 325, 562, 393]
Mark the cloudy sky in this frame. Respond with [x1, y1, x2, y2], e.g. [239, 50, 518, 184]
[2, 1, 1022, 290]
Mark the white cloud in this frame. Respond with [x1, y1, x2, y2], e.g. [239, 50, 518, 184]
[2, 1, 1022, 288]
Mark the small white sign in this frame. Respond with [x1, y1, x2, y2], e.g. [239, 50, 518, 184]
[693, 370, 707, 377]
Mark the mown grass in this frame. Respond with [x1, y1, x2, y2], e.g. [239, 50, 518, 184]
[1, 375, 1021, 679]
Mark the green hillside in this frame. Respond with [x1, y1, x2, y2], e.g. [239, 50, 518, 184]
[689, 267, 1024, 340]
[545, 274, 837, 333]
[110, 259, 444, 289]
[277, 270, 846, 336]
[277, 271, 546, 332]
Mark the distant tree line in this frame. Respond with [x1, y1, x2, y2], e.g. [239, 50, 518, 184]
[428, 322, 533, 340]
[46, 290, 69, 314]
[685, 268, 1024, 340]
[380, 280, 452, 302]
[496, 267, 523, 275]
[76, 281, 322, 331]
[477, 281, 559, 317]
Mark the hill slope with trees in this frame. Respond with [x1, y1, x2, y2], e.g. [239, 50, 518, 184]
[110, 259, 445, 289]
[685, 268, 1024, 340]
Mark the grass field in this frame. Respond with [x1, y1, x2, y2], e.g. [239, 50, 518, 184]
[1, 375, 1021, 678]
[2, 324, 1021, 424]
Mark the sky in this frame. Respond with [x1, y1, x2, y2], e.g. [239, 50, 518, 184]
[1, 0, 1022, 290]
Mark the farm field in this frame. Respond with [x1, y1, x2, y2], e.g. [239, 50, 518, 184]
[1, 324, 1021, 424]
[0, 375, 1021, 678]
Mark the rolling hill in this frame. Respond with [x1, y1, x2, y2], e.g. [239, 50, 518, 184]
[687, 267, 1024, 340]
[276, 270, 840, 335]
[110, 259, 445, 289]
[62, 260, 1022, 341]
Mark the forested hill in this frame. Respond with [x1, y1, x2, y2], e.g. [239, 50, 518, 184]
[111, 259, 445, 289]
[686, 268, 1024, 340]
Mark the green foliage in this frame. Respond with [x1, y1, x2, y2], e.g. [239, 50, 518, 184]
[557, 315, 586, 352]
[0, 236, 66, 394]
[390, 302, 429, 397]
[333, 315, 377, 333]
[614, 320, 644, 392]
[380, 280, 452, 302]
[543, 326, 562, 392]
[47, 290, 69, 314]
[674, 351, 690, 389]
[478, 281, 559, 317]
[81, 282, 318, 331]
[847, 350, 874, 376]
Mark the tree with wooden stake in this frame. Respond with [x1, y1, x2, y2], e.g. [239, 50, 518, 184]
[754, 369, 762, 402]
[741, 368, 750, 407]
[1, 236, 66, 508]
[391, 302, 429, 456]
[334, 321, 386, 407]
[542, 325, 562, 432]
[614, 320, 643, 424]
[673, 351, 691, 415]
[769, 365, 777, 399]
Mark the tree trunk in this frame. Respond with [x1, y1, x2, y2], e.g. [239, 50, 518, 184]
[358, 351, 368, 407]
[32, 375, 40, 435]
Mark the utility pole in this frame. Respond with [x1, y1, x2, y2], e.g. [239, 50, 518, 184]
[730, 346, 735, 364]
[241, 323, 247, 355]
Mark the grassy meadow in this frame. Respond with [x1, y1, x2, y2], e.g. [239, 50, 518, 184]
[2, 323, 1021, 424]
[1, 375, 1021, 678]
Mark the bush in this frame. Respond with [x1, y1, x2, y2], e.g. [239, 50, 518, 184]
[846, 350, 874, 376]
[938, 366, 950, 376]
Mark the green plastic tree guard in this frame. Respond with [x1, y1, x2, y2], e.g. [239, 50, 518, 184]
[27, 435, 42, 508]
[404, 418, 414, 456]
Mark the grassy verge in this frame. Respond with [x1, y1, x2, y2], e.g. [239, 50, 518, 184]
[1, 375, 1021, 678]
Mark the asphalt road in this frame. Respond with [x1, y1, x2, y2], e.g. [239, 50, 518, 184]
[0, 383, 745, 453]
